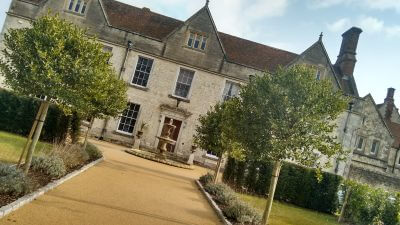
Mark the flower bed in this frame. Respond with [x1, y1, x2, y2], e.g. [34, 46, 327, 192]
[199, 173, 262, 225]
[0, 142, 103, 208]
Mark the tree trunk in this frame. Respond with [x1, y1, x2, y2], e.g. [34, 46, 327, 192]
[83, 118, 94, 150]
[17, 103, 44, 168]
[338, 186, 351, 223]
[23, 101, 50, 175]
[261, 160, 282, 225]
[213, 154, 224, 184]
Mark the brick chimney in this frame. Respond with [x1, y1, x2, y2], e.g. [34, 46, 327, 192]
[335, 27, 363, 77]
[385, 88, 395, 120]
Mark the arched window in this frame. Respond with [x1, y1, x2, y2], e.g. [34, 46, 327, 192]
[67, 0, 89, 15]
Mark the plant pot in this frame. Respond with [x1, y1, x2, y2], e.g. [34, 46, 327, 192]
[136, 131, 144, 138]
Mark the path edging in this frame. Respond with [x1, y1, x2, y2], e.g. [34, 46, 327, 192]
[0, 157, 103, 219]
[195, 180, 232, 225]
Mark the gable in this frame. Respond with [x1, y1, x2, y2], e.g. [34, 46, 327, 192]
[361, 95, 393, 139]
[289, 40, 341, 90]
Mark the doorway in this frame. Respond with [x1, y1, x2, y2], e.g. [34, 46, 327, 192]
[157, 117, 182, 153]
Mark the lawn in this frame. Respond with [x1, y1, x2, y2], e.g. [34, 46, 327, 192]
[239, 194, 339, 225]
[0, 131, 52, 164]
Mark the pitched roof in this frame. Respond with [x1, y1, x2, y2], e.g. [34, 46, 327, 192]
[101, 0, 298, 71]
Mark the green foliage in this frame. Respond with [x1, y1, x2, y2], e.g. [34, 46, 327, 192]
[52, 144, 89, 169]
[343, 181, 400, 225]
[0, 163, 30, 197]
[0, 89, 69, 142]
[225, 65, 349, 168]
[223, 157, 343, 214]
[199, 172, 214, 185]
[31, 155, 66, 179]
[85, 142, 103, 161]
[205, 183, 237, 206]
[223, 156, 236, 185]
[0, 13, 127, 118]
[70, 111, 81, 144]
[223, 199, 262, 225]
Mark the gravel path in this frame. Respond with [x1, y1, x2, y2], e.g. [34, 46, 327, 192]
[0, 140, 221, 225]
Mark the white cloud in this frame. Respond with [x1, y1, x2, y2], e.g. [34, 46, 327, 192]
[385, 25, 400, 37]
[358, 16, 384, 33]
[308, 0, 348, 8]
[365, 0, 400, 12]
[327, 18, 351, 32]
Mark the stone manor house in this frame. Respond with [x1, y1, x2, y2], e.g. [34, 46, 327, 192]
[1, 0, 400, 190]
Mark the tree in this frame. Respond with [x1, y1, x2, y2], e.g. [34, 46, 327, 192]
[0, 13, 127, 174]
[194, 102, 245, 184]
[226, 65, 348, 224]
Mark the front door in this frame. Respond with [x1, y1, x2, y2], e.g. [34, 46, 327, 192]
[158, 117, 182, 153]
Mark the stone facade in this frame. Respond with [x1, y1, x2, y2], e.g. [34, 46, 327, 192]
[1, 0, 400, 189]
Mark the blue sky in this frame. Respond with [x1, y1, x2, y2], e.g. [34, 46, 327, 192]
[0, 0, 399, 105]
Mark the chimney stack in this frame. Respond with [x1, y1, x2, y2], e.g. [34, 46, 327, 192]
[335, 27, 363, 77]
[385, 88, 395, 120]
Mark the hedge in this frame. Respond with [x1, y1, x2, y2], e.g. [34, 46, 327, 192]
[223, 157, 342, 214]
[0, 89, 70, 143]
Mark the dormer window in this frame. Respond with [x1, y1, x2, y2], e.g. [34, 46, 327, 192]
[187, 32, 207, 50]
[67, 0, 88, 15]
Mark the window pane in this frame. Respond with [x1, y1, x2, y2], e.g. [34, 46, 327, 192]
[174, 69, 194, 98]
[316, 70, 321, 80]
[371, 140, 379, 153]
[68, 0, 75, 10]
[132, 56, 153, 87]
[188, 33, 194, 47]
[357, 137, 363, 149]
[201, 37, 207, 50]
[75, 0, 81, 12]
[117, 103, 140, 134]
[194, 35, 201, 48]
[223, 81, 240, 101]
[81, 2, 87, 14]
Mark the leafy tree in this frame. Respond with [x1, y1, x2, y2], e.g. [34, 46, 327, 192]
[226, 65, 348, 224]
[194, 102, 246, 183]
[0, 13, 127, 174]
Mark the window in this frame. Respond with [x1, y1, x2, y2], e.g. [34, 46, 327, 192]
[206, 150, 218, 157]
[356, 137, 364, 150]
[222, 81, 240, 101]
[371, 140, 380, 154]
[187, 32, 207, 50]
[132, 56, 153, 87]
[174, 68, 194, 99]
[67, 0, 88, 15]
[117, 103, 140, 134]
[316, 69, 321, 80]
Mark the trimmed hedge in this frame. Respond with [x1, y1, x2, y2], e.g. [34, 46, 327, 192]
[223, 157, 342, 214]
[0, 89, 70, 143]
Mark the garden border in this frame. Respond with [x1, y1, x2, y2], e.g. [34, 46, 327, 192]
[195, 180, 232, 225]
[0, 157, 103, 219]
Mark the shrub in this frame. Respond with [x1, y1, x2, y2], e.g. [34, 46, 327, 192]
[53, 144, 89, 169]
[223, 199, 262, 225]
[0, 164, 30, 197]
[199, 172, 214, 185]
[70, 112, 81, 144]
[31, 155, 66, 179]
[85, 142, 103, 160]
[205, 183, 238, 206]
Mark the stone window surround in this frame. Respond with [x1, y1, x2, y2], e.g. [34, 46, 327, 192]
[130, 55, 155, 89]
[221, 79, 241, 101]
[64, 0, 91, 16]
[355, 135, 366, 152]
[115, 101, 142, 137]
[170, 66, 196, 101]
[185, 29, 208, 52]
[370, 139, 381, 155]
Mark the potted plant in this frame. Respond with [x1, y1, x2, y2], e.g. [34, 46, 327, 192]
[136, 122, 148, 138]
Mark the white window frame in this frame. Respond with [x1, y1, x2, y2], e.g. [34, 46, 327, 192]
[356, 136, 365, 151]
[66, 0, 90, 15]
[115, 102, 141, 136]
[370, 139, 380, 155]
[187, 31, 207, 51]
[222, 80, 240, 101]
[130, 55, 155, 88]
[172, 67, 196, 100]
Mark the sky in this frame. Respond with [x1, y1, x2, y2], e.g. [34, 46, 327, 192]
[0, 0, 399, 106]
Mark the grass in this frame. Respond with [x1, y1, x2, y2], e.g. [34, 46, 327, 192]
[239, 194, 339, 225]
[0, 131, 52, 164]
